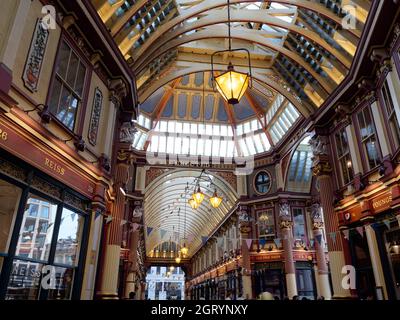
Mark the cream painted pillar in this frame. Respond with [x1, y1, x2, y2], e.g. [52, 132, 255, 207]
[1, 0, 32, 70]
[371, 100, 391, 157]
[365, 224, 388, 300]
[103, 98, 118, 158]
[81, 209, 104, 300]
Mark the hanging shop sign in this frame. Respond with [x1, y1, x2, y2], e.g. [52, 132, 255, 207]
[22, 19, 50, 92]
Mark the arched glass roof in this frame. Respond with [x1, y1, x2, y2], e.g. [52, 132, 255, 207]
[93, 0, 371, 155]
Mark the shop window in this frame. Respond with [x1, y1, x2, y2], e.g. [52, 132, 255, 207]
[334, 128, 354, 185]
[15, 195, 57, 262]
[296, 266, 315, 298]
[257, 209, 275, 242]
[48, 40, 87, 131]
[6, 260, 43, 300]
[293, 208, 306, 243]
[47, 266, 74, 300]
[54, 208, 84, 266]
[357, 106, 381, 170]
[381, 79, 400, 149]
[0, 179, 22, 254]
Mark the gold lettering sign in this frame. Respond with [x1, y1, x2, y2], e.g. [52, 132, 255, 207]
[372, 194, 392, 211]
[0, 128, 8, 141]
[44, 158, 65, 176]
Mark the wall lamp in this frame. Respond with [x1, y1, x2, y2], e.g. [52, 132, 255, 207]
[24, 103, 52, 124]
[61, 135, 86, 152]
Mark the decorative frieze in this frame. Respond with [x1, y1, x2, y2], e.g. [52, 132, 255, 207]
[22, 19, 50, 92]
[88, 88, 103, 146]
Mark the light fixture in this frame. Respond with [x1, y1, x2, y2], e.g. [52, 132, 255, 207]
[169, 265, 175, 272]
[214, 63, 250, 105]
[211, 0, 252, 105]
[181, 244, 189, 257]
[346, 160, 352, 169]
[209, 189, 223, 208]
[175, 255, 181, 264]
[188, 198, 200, 209]
[192, 185, 205, 205]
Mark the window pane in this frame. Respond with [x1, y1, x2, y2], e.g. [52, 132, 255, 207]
[56, 42, 70, 79]
[47, 267, 74, 300]
[66, 51, 79, 88]
[0, 179, 22, 254]
[293, 209, 306, 242]
[258, 210, 275, 240]
[74, 62, 86, 97]
[15, 195, 57, 262]
[6, 260, 43, 300]
[54, 208, 84, 266]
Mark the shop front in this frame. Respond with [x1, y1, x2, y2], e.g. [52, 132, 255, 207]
[338, 185, 400, 300]
[0, 111, 107, 300]
[254, 262, 285, 299]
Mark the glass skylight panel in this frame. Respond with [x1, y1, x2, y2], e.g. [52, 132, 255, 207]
[243, 122, 251, 134]
[182, 137, 190, 154]
[212, 139, 220, 156]
[260, 133, 271, 150]
[245, 136, 256, 155]
[190, 123, 198, 135]
[168, 120, 176, 133]
[213, 125, 220, 136]
[227, 140, 235, 157]
[239, 139, 249, 157]
[198, 124, 205, 135]
[175, 137, 182, 154]
[253, 134, 264, 153]
[183, 123, 191, 134]
[220, 140, 227, 157]
[150, 135, 159, 152]
[204, 139, 212, 156]
[167, 136, 175, 153]
[159, 121, 168, 132]
[159, 136, 166, 153]
[236, 124, 243, 135]
[220, 125, 228, 137]
[137, 133, 147, 150]
[175, 121, 183, 133]
[197, 138, 204, 155]
[190, 137, 197, 155]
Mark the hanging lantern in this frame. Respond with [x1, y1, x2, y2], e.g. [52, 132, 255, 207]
[181, 244, 189, 257]
[189, 198, 200, 209]
[214, 63, 249, 105]
[211, 0, 252, 105]
[175, 255, 181, 264]
[209, 189, 223, 208]
[192, 185, 205, 205]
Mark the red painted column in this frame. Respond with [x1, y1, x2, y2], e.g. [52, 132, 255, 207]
[97, 150, 131, 299]
[279, 202, 297, 299]
[311, 136, 351, 298]
[311, 203, 332, 299]
[237, 206, 253, 299]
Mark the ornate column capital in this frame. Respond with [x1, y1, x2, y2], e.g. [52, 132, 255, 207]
[311, 203, 324, 230]
[237, 206, 251, 235]
[278, 201, 292, 229]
